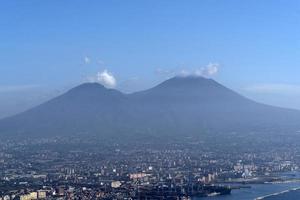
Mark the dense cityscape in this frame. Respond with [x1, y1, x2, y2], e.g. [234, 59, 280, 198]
[2, 1, 300, 199]
[1, 133, 300, 200]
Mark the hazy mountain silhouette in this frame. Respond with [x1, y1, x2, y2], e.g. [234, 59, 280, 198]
[1, 76, 300, 140]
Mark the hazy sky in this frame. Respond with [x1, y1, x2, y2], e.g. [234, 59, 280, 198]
[1, 0, 300, 118]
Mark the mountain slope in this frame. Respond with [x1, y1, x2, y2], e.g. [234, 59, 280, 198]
[1, 77, 300, 140]
[130, 76, 300, 134]
[0, 83, 133, 138]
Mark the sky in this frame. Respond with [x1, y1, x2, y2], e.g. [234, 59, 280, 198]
[1, 0, 300, 118]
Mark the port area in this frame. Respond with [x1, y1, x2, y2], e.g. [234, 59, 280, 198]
[135, 183, 231, 199]
[219, 175, 300, 185]
[214, 174, 300, 193]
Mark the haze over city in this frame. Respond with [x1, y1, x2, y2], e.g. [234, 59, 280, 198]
[1, 1, 300, 200]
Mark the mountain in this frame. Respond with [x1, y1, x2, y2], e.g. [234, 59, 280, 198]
[130, 77, 300, 135]
[1, 76, 300, 140]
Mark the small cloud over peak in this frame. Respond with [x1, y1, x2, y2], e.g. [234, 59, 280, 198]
[201, 63, 219, 76]
[156, 63, 220, 79]
[85, 70, 117, 88]
[178, 63, 220, 77]
[97, 70, 117, 88]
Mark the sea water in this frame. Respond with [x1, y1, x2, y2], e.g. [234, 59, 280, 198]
[192, 172, 300, 200]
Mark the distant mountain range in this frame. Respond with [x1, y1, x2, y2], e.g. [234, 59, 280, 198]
[1, 76, 300, 140]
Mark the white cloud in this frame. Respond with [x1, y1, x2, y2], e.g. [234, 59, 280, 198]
[155, 63, 220, 78]
[178, 63, 220, 77]
[244, 83, 300, 95]
[84, 56, 90, 64]
[201, 63, 219, 76]
[97, 70, 117, 88]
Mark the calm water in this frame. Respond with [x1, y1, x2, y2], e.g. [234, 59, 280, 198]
[262, 189, 300, 200]
[193, 172, 300, 200]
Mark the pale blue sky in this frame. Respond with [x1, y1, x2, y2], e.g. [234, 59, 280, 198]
[1, 0, 300, 117]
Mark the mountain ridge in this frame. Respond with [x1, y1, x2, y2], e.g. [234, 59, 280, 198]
[1, 76, 300, 140]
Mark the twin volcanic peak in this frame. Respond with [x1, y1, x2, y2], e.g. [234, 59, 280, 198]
[0, 76, 300, 140]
